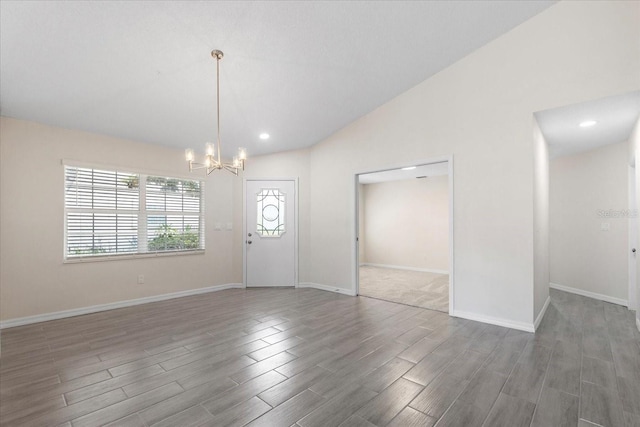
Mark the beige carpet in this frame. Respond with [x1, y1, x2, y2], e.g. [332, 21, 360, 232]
[359, 265, 449, 312]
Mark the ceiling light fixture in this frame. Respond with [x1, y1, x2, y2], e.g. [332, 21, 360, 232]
[185, 50, 246, 175]
[402, 166, 417, 171]
[259, 133, 270, 140]
[579, 120, 597, 128]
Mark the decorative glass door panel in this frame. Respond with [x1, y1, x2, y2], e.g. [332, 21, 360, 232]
[256, 189, 285, 237]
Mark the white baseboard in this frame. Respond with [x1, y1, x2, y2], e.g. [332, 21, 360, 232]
[298, 282, 534, 333]
[361, 263, 449, 275]
[298, 282, 356, 296]
[452, 309, 535, 333]
[0, 283, 245, 329]
[534, 295, 551, 331]
[549, 282, 628, 307]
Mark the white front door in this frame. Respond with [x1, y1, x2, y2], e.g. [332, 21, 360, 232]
[245, 179, 296, 287]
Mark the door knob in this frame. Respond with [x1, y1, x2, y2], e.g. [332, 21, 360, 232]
[248, 233, 252, 237]
[247, 240, 252, 245]
[633, 248, 636, 253]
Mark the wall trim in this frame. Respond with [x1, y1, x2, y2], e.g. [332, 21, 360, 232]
[452, 309, 535, 333]
[0, 283, 245, 329]
[360, 263, 449, 275]
[534, 295, 551, 331]
[298, 282, 357, 296]
[550, 282, 628, 307]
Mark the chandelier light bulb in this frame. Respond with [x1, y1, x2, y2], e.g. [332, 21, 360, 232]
[185, 148, 194, 162]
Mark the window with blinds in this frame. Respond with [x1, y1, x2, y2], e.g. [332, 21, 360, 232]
[64, 166, 204, 259]
[145, 177, 203, 252]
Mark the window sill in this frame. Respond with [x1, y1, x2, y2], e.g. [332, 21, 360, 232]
[64, 250, 205, 264]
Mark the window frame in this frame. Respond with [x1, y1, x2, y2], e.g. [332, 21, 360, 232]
[63, 161, 205, 263]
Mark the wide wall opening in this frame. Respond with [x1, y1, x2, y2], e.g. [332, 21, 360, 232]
[355, 160, 452, 313]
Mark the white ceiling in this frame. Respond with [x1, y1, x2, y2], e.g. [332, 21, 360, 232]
[535, 91, 640, 158]
[359, 162, 448, 184]
[0, 1, 555, 158]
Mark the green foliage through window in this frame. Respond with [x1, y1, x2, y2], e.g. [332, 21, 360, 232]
[148, 224, 200, 251]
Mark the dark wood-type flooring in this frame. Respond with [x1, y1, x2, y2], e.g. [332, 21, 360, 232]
[1, 288, 639, 427]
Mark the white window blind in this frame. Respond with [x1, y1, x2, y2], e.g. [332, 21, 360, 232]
[145, 177, 203, 252]
[64, 166, 204, 259]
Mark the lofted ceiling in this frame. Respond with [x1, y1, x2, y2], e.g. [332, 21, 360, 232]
[1, 1, 555, 158]
[536, 91, 640, 158]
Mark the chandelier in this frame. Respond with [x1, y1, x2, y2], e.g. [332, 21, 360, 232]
[185, 50, 246, 175]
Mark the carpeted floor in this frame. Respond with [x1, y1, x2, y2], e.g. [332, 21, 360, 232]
[359, 265, 449, 312]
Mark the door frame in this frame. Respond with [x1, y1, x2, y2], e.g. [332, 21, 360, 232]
[243, 178, 299, 288]
[629, 165, 638, 310]
[353, 155, 455, 314]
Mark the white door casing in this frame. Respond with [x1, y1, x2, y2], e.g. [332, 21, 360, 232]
[629, 166, 638, 310]
[244, 179, 296, 287]
[353, 156, 454, 314]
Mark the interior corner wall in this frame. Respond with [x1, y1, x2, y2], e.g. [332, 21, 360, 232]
[533, 117, 550, 321]
[550, 141, 629, 303]
[306, 0, 639, 329]
[0, 117, 238, 321]
[362, 176, 449, 272]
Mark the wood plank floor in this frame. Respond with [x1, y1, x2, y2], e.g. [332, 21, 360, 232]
[1, 288, 639, 427]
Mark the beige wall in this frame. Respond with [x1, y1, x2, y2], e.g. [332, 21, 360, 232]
[306, 1, 639, 328]
[362, 176, 449, 272]
[533, 118, 550, 320]
[0, 117, 239, 321]
[550, 141, 629, 302]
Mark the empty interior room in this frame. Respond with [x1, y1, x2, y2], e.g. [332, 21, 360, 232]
[357, 162, 451, 312]
[1, 2, 639, 427]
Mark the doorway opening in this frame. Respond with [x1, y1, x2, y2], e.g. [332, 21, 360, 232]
[536, 90, 640, 311]
[355, 159, 453, 313]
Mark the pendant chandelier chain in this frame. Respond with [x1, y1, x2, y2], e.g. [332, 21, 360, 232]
[215, 53, 221, 163]
[185, 49, 246, 176]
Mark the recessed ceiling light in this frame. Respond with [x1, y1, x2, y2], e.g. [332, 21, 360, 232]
[259, 133, 270, 140]
[579, 120, 597, 127]
[401, 166, 416, 171]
